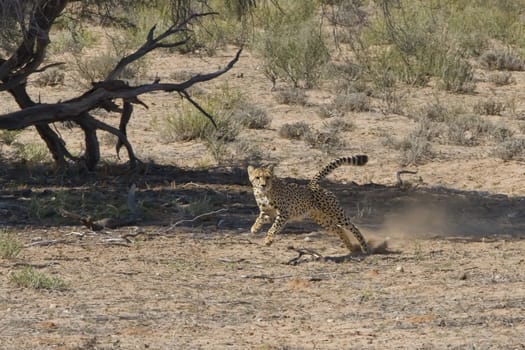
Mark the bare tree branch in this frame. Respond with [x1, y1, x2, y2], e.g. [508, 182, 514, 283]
[0, 48, 243, 130]
[106, 11, 218, 81]
[179, 90, 218, 128]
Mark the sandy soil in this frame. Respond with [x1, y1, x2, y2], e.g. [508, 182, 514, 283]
[1, 42, 525, 349]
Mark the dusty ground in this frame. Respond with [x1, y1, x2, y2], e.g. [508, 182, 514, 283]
[1, 39, 525, 349]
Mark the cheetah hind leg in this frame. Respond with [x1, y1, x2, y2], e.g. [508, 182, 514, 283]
[337, 222, 370, 255]
[311, 210, 369, 254]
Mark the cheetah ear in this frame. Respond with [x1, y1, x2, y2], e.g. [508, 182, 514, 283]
[266, 164, 275, 173]
[247, 165, 255, 176]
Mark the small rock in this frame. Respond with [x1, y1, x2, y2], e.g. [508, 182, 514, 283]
[458, 272, 467, 280]
[396, 265, 404, 273]
[303, 237, 311, 242]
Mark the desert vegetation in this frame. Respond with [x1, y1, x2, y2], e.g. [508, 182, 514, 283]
[2, 0, 525, 168]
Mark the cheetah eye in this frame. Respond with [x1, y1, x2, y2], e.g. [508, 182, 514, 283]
[255, 176, 260, 180]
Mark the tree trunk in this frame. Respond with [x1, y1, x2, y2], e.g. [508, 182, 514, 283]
[9, 83, 69, 167]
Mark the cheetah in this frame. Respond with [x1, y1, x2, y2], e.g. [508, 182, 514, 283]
[247, 155, 369, 254]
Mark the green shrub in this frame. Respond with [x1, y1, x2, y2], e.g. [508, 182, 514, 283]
[257, 1, 330, 88]
[75, 52, 119, 85]
[383, 116, 437, 165]
[445, 3, 525, 56]
[0, 230, 22, 259]
[181, 194, 216, 217]
[49, 27, 97, 55]
[437, 52, 475, 93]
[13, 142, 50, 163]
[75, 49, 146, 86]
[0, 130, 22, 145]
[10, 267, 67, 290]
[160, 102, 241, 143]
[158, 84, 244, 143]
[355, 1, 476, 92]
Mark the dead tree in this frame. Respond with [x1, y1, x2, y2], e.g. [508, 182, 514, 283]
[0, 1, 242, 170]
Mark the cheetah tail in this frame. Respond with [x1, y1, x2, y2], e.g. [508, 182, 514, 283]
[309, 155, 368, 186]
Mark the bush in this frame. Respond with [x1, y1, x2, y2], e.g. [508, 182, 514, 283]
[257, 1, 330, 88]
[157, 84, 244, 143]
[33, 67, 65, 87]
[75, 50, 146, 86]
[334, 92, 370, 112]
[473, 99, 505, 116]
[417, 100, 451, 123]
[355, 1, 476, 92]
[446, 3, 525, 56]
[159, 102, 241, 143]
[317, 104, 344, 119]
[304, 130, 344, 153]
[49, 27, 97, 55]
[232, 103, 272, 129]
[491, 124, 514, 142]
[445, 114, 494, 146]
[10, 267, 67, 290]
[480, 50, 524, 71]
[399, 135, 433, 166]
[230, 139, 263, 165]
[488, 71, 514, 86]
[438, 52, 475, 93]
[322, 118, 355, 133]
[278, 122, 311, 140]
[0, 231, 22, 259]
[493, 138, 525, 160]
[75, 52, 119, 85]
[274, 88, 308, 106]
[0, 130, 22, 145]
[13, 142, 50, 163]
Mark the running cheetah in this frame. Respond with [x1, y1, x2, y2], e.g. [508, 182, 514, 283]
[248, 155, 369, 254]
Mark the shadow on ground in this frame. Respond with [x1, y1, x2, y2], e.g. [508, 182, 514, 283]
[0, 162, 523, 240]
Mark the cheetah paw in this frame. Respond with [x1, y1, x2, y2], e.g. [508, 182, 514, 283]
[264, 236, 274, 246]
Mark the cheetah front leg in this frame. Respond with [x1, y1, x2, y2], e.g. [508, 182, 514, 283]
[251, 212, 270, 234]
[264, 212, 288, 246]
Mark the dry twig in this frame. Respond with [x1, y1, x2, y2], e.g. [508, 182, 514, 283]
[161, 208, 228, 233]
[286, 245, 324, 265]
[396, 170, 418, 187]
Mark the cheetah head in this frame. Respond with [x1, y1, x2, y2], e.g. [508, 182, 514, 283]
[247, 165, 274, 192]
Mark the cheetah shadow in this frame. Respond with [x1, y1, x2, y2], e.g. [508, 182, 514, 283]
[0, 163, 523, 246]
